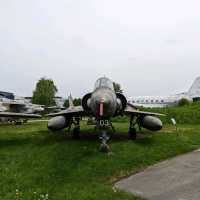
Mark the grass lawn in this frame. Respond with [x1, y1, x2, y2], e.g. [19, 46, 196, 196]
[0, 121, 200, 200]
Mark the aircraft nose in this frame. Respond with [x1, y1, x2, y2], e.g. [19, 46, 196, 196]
[90, 89, 117, 118]
[96, 93, 112, 107]
[98, 95, 110, 106]
[98, 97, 110, 117]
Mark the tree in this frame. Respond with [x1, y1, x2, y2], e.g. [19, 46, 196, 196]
[73, 98, 82, 106]
[178, 98, 190, 106]
[64, 99, 69, 108]
[113, 82, 123, 93]
[32, 78, 58, 106]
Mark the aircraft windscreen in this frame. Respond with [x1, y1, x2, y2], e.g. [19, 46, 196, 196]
[94, 77, 114, 90]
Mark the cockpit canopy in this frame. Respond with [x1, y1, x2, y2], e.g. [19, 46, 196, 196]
[94, 77, 114, 91]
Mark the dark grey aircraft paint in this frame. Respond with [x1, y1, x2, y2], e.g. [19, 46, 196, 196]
[90, 78, 118, 118]
[47, 77, 165, 152]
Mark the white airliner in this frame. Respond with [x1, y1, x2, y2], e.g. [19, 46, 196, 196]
[128, 77, 200, 108]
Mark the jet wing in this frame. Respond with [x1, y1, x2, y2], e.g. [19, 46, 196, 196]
[1, 102, 26, 112]
[1, 102, 25, 106]
[0, 112, 41, 118]
[46, 106, 85, 117]
[124, 104, 166, 117]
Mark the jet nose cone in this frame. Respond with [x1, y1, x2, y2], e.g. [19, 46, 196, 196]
[98, 96, 110, 107]
[90, 88, 117, 118]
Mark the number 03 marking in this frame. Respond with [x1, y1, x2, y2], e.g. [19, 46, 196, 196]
[99, 120, 109, 126]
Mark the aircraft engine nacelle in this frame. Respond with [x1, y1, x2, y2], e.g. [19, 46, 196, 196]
[139, 116, 163, 131]
[116, 93, 127, 113]
[48, 116, 70, 131]
[82, 93, 92, 113]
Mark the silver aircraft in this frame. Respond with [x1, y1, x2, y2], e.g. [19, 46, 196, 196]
[0, 98, 44, 114]
[0, 98, 42, 124]
[47, 77, 165, 152]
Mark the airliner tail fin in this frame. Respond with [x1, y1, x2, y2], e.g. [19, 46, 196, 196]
[187, 77, 200, 98]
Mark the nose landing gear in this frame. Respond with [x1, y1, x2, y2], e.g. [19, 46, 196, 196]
[99, 130, 110, 152]
[97, 119, 115, 153]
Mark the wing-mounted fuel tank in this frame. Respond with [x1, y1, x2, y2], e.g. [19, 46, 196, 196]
[115, 93, 127, 115]
[138, 115, 163, 131]
[48, 116, 71, 131]
[82, 93, 92, 114]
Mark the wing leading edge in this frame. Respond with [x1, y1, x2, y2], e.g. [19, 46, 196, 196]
[124, 104, 166, 117]
[46, 106, 85, 117]
[0, 112, 41, 118]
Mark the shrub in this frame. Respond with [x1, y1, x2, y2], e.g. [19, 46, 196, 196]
[178, 98, 190, 106]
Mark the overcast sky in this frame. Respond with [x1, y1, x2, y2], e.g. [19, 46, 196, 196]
[1, 0, 200, 98]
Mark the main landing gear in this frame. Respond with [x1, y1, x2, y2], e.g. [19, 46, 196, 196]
[129, 127, 137, 140]
[129, 115, 138, 140]
[72, 117, 80, 139]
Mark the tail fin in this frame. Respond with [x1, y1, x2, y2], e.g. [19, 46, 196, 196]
[68, 94, 74, 108]
[187, 77, 200, 98]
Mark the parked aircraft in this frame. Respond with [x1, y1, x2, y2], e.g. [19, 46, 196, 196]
[0, 98, 42, 124]
[0, 98, 44, 114]
[128, 77, 200, 108]
[47, 77, 165, 152]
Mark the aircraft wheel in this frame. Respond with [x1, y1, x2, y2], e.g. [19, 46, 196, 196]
[23, 119, 28, 123]
[129, 127, 137, 140]
[73, 127, 80, 139]
[15, 121, 22, 125]
[100, 144, 110, 153]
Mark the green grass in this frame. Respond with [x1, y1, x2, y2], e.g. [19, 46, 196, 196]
[1, 122, 200, 200]
[141, 101, 200, 124]
[113, 101, 200, 124]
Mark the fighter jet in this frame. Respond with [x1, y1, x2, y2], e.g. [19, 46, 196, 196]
[0, 99, 42, 124]
[0, 111, 41, 124]
[0, 98, 44, 114]
[47, 77, 165, 152]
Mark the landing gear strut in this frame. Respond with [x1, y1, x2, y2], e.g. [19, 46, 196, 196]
[99, 130, 110, 153]
[72, 117, 80, 139]
[98, 119, 114, 153]
[129, 127, 137, 140]
[129, 115, 137, 140]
